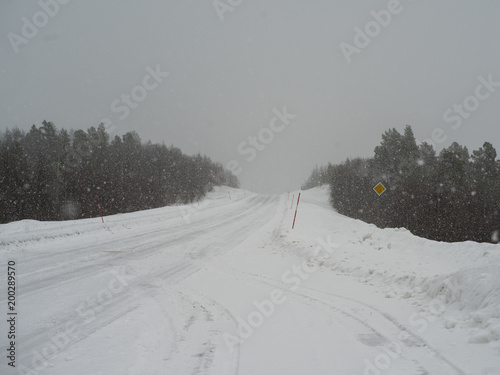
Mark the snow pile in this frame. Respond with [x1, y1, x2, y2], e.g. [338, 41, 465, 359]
[423, 265, 500, 344]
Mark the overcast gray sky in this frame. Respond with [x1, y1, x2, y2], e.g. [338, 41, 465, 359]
[1, 0, 499, 193]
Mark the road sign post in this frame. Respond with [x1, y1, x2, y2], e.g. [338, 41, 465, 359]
[96, 195, 104, 223]
[373, 183, 386, 227]
[292, 193, 301, 229]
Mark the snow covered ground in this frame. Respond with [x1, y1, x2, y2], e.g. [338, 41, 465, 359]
[1, 186, 499, 375]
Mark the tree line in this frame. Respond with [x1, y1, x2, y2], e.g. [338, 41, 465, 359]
[0, 121, 239, 223]
[304, 125, 500, 243]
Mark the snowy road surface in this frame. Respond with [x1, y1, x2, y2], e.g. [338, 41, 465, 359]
[1, 186, 499, 374]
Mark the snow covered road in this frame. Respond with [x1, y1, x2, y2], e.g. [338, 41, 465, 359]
[1, 186, 499, 374]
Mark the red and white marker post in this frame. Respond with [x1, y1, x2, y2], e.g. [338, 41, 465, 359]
[292, 193, 301, 229]
[96, 195, 104, 223]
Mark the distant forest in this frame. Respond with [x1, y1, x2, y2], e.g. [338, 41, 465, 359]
[304, 125, 500, 244]
[0, 121, 239, 223]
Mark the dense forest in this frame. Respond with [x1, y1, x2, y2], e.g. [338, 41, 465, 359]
[304, 125, 500, 243]
[0, 121, 239, 223]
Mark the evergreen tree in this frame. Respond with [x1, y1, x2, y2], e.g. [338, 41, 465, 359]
[0, 123, 239, 224]
[320, 125, 500, 243]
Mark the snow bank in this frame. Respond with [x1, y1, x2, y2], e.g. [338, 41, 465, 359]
[0, 185, 245, 248]
[282, 185, 500, 346]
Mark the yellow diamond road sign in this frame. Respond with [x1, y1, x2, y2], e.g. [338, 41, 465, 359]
[373, 183, 386, 196]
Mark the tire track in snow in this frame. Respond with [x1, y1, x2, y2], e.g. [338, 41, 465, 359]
[0, 194, 274, 301]
[165, 289, 241, 375]
[10, 193, 280, 374]
[221, 263, 466, 375]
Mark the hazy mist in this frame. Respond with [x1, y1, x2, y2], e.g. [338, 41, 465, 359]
[1, 0, 499, 193]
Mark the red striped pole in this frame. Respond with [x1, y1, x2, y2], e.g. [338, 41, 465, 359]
[96, 195, 104, 223]
[292, 193, 301, 229]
